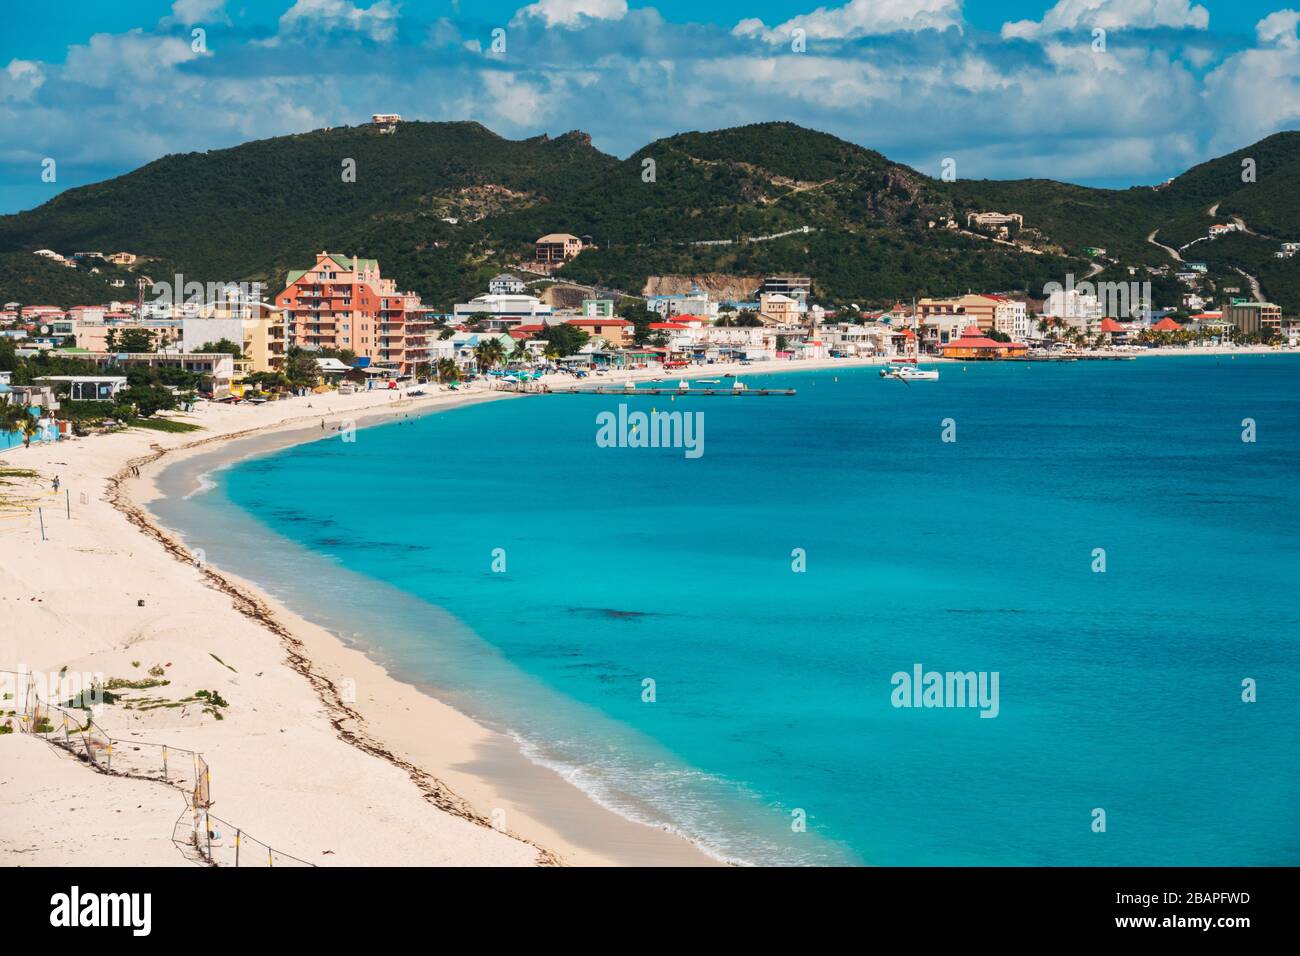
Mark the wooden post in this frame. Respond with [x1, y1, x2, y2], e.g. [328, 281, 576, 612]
[65, 489, 70, 519]
[38, 508, 45, 541]
[235, 830, 240, 867]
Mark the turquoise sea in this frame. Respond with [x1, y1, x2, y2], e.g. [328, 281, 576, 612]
[154, 356, 1300, 865]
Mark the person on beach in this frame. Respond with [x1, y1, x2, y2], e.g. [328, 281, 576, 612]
[52, 476, 60, 492]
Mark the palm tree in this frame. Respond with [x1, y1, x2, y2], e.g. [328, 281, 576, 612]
[19, 407, 42, 448]
[435, 358, 460, 383]
[0, 400, 27, 443]
[474, 338, 506, 373]
[510, 338, 533, 366]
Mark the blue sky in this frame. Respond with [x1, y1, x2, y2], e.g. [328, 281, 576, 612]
[2, 0, 1298, 214]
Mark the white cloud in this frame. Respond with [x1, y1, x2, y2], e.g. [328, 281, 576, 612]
[5, 0, 1300, 209]
[164, 0, 230, 26]
[1201, 12, 1300, 152]
[273, 0, 399, 43]
[0, 59, 45, 103]
[1003, 0, 1210, 40]
[63, 31, 203, 88]
[512, 0, 629, 29]
[735, 0, 963, 42]
[1256, 9, 1300, 47]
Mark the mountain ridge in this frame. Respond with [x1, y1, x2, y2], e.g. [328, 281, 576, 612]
[1, 120, 1297, 311]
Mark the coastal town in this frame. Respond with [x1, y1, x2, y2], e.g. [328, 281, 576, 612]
[1, 233, 1295, 438]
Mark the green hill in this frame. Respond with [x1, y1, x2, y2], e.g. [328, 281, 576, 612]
[1, 120, 1297, 311]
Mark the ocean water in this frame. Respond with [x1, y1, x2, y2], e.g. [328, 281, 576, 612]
[155, 356, 1300, 865]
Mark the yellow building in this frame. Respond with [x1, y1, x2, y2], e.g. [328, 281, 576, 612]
[183, 301, 285, 374]
[759, 292, 801, 324]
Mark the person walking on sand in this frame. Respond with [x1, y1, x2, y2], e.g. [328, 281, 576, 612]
[52, 476, 60, 492]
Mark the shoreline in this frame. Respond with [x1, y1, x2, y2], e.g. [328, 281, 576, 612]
[3, 354, 882, 866]
[3, 347, 1293, 867]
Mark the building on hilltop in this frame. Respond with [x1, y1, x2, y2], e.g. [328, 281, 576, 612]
[489, 273, 526, 295]
[535, 234, 586, 266]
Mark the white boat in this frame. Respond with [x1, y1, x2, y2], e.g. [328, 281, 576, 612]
[732, 379, 748, 391]
[677, 380, 690, 391]
[622, 380, 637, 392]
[880, 360, 939, 381]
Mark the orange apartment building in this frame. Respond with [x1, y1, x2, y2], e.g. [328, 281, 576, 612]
[276, 252, 428, 373]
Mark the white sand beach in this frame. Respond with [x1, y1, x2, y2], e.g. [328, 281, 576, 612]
[4, 345, 1290, 867]
[1, 355, 884, 867]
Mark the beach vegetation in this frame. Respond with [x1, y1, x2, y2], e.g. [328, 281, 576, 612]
[284, 347, 323, 388]
[473, 337, 507, 371]
[194, 338, 245, 357]
[106, 677, 170, 690]
[435, 358, 460, 382]
[537, 322, 589, 358]
[129, 417, 202, 433]
[114, 384, 177, 419]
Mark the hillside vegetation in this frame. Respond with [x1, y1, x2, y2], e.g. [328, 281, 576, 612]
[1, 121, 1296, 310]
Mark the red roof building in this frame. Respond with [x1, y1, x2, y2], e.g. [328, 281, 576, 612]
[1152, 317, 1182, 332]
[939, 324, 1028, 359]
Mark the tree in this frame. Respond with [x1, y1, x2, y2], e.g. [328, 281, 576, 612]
[435, 358, 460, 382]
[195, 338, 245, 357]
[510, 338, 533, 365]
[284, 347, 321, 388]
[473, 337, 507, 372]
[537, 322, 589, 357]
[20, 410, 42, 448]
[114, 385, 176, 418]
[114, 328, 157, 353]
[243, 371, 289, 391]
[618, 301, 658, 345]
[0, 337, 18, 373]
[0, 399, 28, 439]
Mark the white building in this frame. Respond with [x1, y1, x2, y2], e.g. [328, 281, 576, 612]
[647, 283, 719, 320]
[488, 274, 526, 296]
[990, 297, 1030, 340]
[452, 293, 552, 329]
[1043, 289, 1103, 329]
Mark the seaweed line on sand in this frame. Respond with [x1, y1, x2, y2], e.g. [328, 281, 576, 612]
[104, 408, 563, 867]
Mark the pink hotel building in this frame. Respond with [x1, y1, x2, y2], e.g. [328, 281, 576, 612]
[276, 252, 430, 374]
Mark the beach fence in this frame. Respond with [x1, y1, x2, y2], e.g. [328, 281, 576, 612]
[2, 669, 313, 867]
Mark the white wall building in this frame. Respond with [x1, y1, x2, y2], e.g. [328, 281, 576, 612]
[1043, 289, 1103, 329]
[488, 274, 526, 295]
[452, 293, 552, 328]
